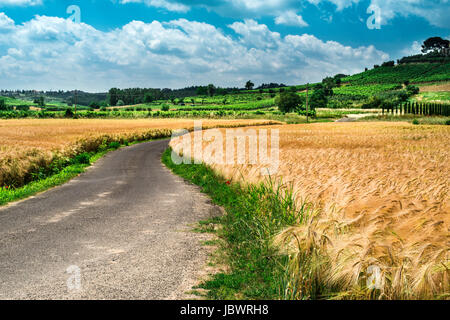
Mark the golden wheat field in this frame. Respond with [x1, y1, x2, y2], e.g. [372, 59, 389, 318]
[0, 118, 276, 187]
[171, 121, 449, 299]
[0, 119, 275, 150]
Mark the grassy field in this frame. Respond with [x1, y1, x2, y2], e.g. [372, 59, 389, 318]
[170, 122, 449, 299]
[342, 63, 450, 85]
[414, 91, 450, 103]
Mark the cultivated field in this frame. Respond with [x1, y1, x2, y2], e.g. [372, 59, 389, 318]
[171, 122, 449, 299]
[0, 118, 276, 187]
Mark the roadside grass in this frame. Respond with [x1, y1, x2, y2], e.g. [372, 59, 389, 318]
[358, 114, 450, 125]
[162, 148, 331, 300]
[0, 136, 172, 207]
[0, 148, 111, 206]
[0, 121, 280, 199]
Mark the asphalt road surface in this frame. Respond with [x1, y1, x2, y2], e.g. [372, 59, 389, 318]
[0, 139, 221, 300]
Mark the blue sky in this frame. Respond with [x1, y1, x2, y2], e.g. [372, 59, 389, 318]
[0, 0, 449, 91]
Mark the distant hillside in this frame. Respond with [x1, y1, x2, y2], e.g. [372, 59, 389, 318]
[342, 62, 450, 85]
[0, 90, 108, 107]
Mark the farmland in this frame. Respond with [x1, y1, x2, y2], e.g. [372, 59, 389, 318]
[342, 63, 450, 85]
[1, 58, 449, 300]
[0, 119, 277, 190]
[2, 61, 450, 120]
[170, 122, 450, 299]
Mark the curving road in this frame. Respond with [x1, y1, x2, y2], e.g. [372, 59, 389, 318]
[0, 139, 221, 300]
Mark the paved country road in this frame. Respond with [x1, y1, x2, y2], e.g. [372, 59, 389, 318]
[0, 139, 221, 300]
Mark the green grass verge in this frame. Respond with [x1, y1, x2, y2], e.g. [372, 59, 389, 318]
[0, 134, 177, 206]
[0, 122, 282, 206]
[0, 149, 111, 206]
[162, 148, 325, 300]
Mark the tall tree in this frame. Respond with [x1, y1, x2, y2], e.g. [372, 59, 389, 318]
[245, 80, 255, 91]
[0, 98, 7, 111]
[275, 92, 304, 113]
[207, 84, 216, 97]
[108, 88, 119, 106]
[421, 37, 450, 53]
[309, 89, 328, 109]
[34, 96, 45, 107]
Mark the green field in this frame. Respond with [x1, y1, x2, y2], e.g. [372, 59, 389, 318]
[413, 91, 450, 102]
[342, 62, 450, 85]
[2, 61, 449, 120]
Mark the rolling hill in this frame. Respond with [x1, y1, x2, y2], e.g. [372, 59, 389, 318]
[342, 62, 450, 85]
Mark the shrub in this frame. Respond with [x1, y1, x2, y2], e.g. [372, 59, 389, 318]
[406, 85, 420, 95]
[108, 142, 121, 150]
[64, 108, 74, 118]
[89, 101, 100, 109]
[382, 60, 395, 67]
[0, 98, 10, 111]
[412, 119, 420, 125]
[161, 104, 170, 111]
[309, 89, 327, 109]
[445, 119, 450, 125]
[275, 92, 304, 113]
[15, 105, 30, 111]
[361, 96, 383, 109]
[72, 152, 91, 165]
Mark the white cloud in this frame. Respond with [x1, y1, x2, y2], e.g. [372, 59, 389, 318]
[229, 19, 281, 49]
[121, 0, 449, 29]
[275, 11, 309, 27]
[307, 0, 450, 28]
[369, 0, 450, 28]
[120, 0, 189, 12]
[400, 40, 422, 57]
[0, 14, 388, 91]
[307, 0, 358, 11]
[0, 0, 42, 6]
[121, 0, 296, 15]
[0, 12, 14, 29]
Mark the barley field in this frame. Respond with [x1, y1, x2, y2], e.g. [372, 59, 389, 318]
[0, 119, 276, 187]
[171, 122, 449, 299]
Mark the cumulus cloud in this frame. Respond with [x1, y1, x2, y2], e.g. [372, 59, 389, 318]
[0, 12, 14, 29]
[306, 0, 358, 11]
[307, 0, 449, 28]
[120, 0, 189, 13]
[275, 11, 309, 27]
[122, 0, 449, 28]
[121, 0, 298, 16]
[369, 0, 450, 28]
[0, 14, 388, 91]
[400, 40, 423, 57]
